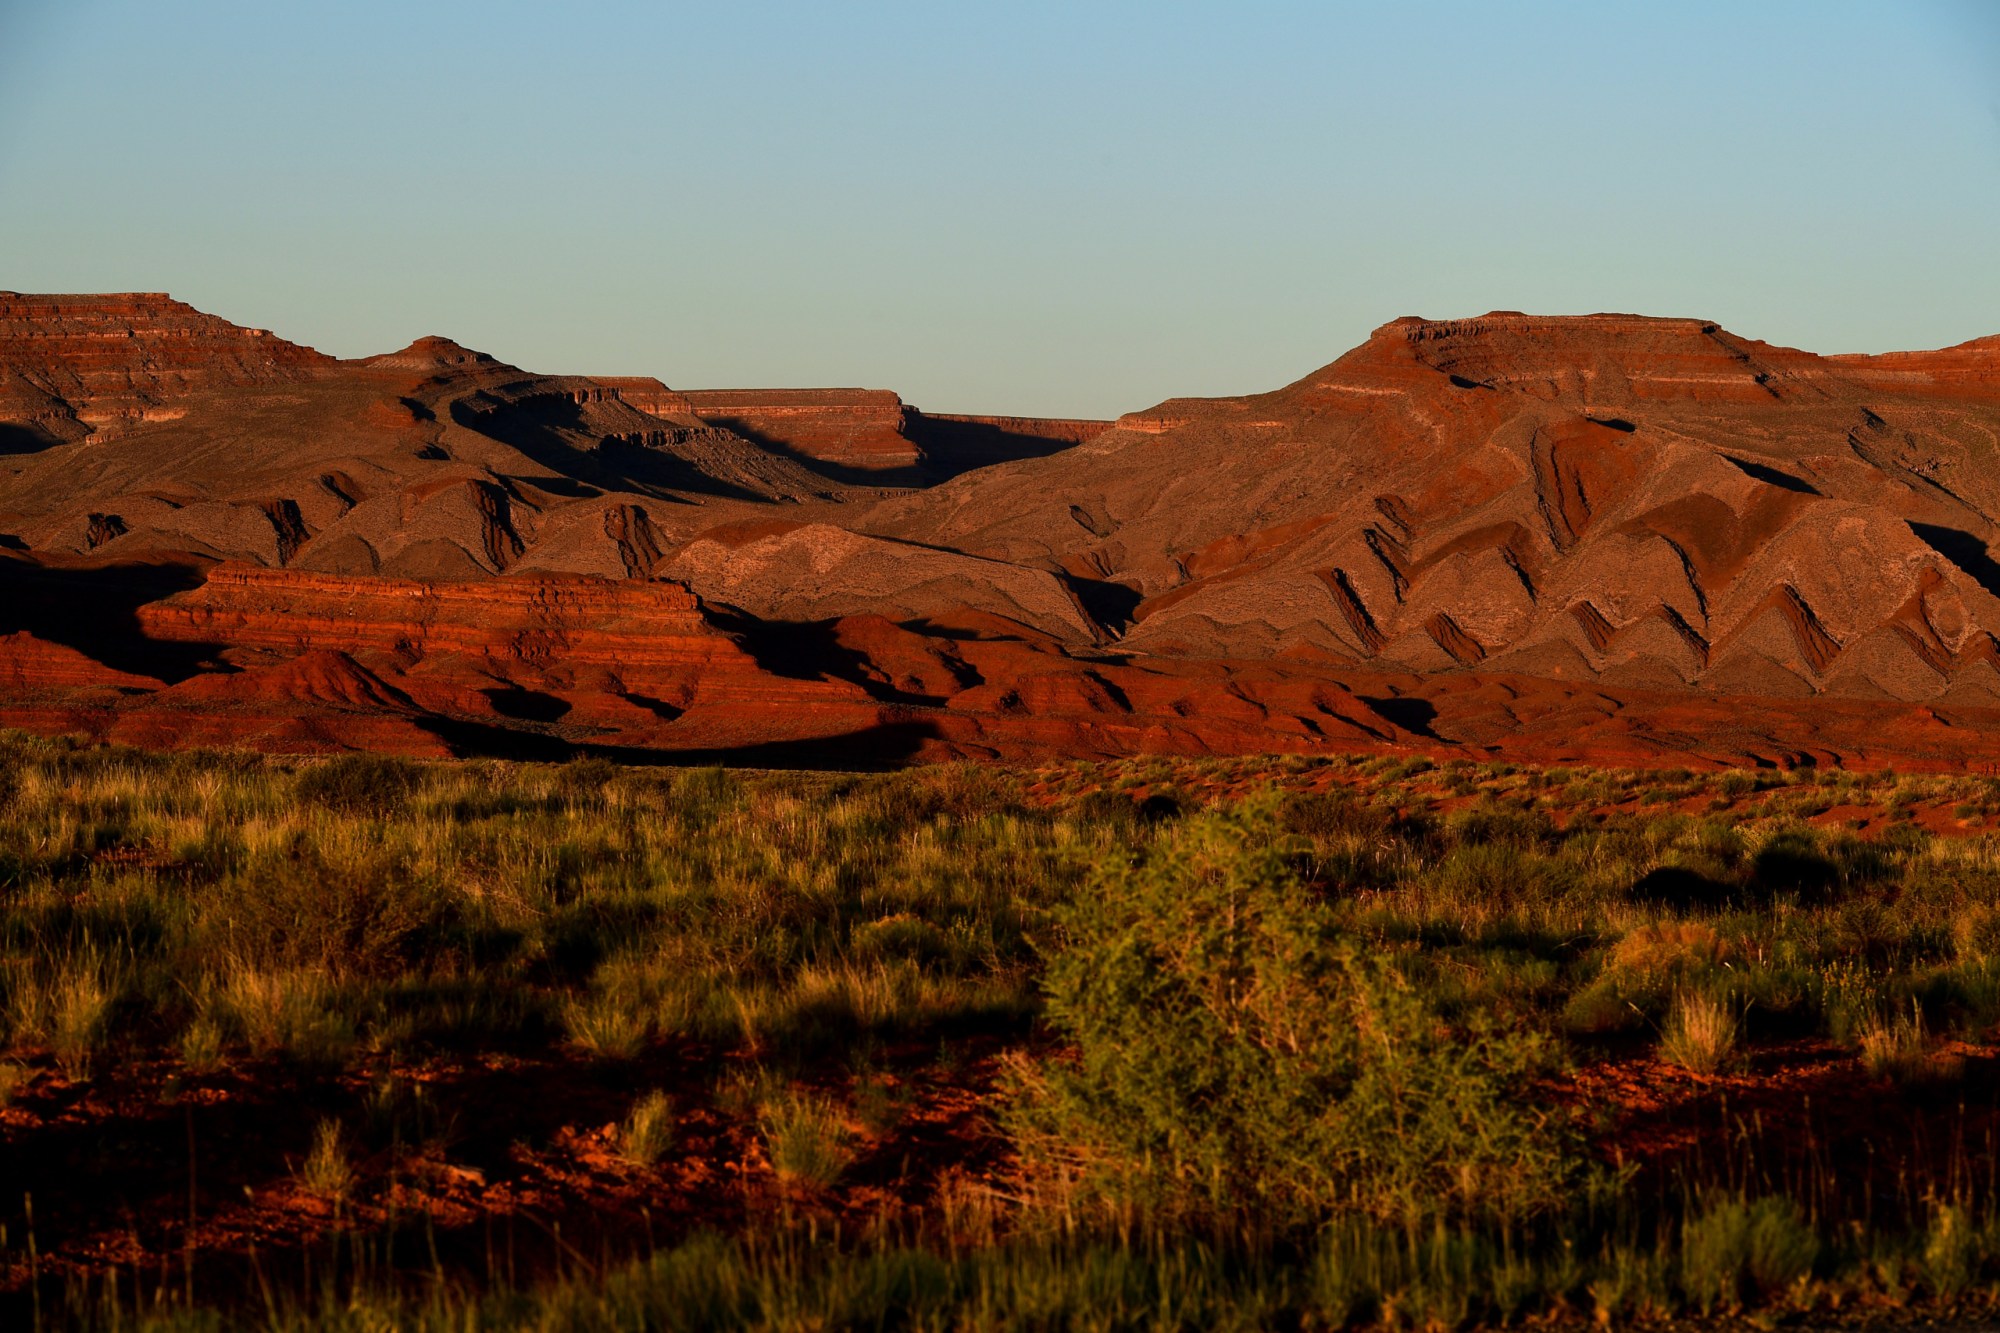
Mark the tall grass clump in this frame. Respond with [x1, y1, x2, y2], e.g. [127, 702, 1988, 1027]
[2, 953, 119, 1079]
[761, 1090, 854, 1189]
[1658, 989, 1738, 1074]
[297, 1118, 355, 1200]
[1009, 793, 1578, 1233]
[1679, 1195, 1818, 1312]
[620, 1090, 676, 1166]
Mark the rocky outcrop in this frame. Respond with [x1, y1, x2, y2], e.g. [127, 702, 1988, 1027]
[873, 312, 2000, 707]
[13, 293, 2000, 768]
[139, 564, 746, 680]
[0, 292, 333, 446]
[662, 522, 1102, 641]
[588, 376, 698, 418]
[675, 390, 1113, 478]
[682, 388, 918, 470]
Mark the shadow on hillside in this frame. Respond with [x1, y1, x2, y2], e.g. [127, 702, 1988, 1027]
[1057, 573, 1143, 638]
[427, 714, 943, 771]
[0, 558, 221, 682]
[696, 417, 929, 489]
[705, 413, 1091, 490]
[904, 412, 1087, 478]
[1360, 694, 1439, 738]
[0, 423, 65, 456]
[1912, 522, 2000, 599]
[451, 396, 773, 504]
[1724, 455, 1820, 495]
[708, 610, 980, 706]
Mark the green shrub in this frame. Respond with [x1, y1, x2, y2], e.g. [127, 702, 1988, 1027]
[1922, 1202, 1978, 1300]
[295, 754, 422, 815]
[204, 843, 455, 974]
[1680, 1195, 1818, 1311]
[1010, 794, 1577, 1232]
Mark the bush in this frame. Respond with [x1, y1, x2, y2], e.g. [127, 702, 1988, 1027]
[555, 756, 621, 806]
[1445, 798, 1554, 850]
[1858, 1002, 1958, 1086]
[1680, 1196, 1818, 1311]
[1010, 794, 1577, 1232]
[203, 843, 455, 974]
[1748, 828, 1838, 903]
[295, 754, 422, 816]
[221, 968, 356, 1067]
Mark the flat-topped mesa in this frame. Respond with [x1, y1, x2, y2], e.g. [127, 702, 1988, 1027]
[0, 292, 335, 442]
[587, 375, 698, 419]
[916, 413, 1108, 442]
[681, 388, 918, 469]
[137, 564, 746, 676]
[1114, 400, 1213, 434]
[1832, 335, 2000, 396]
[1337, 311, 1833, 403]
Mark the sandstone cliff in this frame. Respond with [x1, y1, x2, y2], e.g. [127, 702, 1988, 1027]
[9, 294, 2000, 768]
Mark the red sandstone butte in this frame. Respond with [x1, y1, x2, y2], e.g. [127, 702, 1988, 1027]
[6, 294, 2000, 768]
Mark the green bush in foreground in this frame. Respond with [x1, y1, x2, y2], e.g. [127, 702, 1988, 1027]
[1011, 794, 1579, 1232]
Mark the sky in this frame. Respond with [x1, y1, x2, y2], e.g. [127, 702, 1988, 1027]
[1, 1, 1997, 418]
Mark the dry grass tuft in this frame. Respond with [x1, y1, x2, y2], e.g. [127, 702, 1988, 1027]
[1660, 990, 1738, 1075]
[298, 1119, 354, 1200]
[762, 1091, 854, 1189]
[620, 1090, 675, 1166]
[1611, 921, 1732, 976]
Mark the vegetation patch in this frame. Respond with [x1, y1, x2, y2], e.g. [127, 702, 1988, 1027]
[2, 737, 2000, 1325]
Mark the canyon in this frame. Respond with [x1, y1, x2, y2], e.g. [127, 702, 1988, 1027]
[5, 292, 2000, 769]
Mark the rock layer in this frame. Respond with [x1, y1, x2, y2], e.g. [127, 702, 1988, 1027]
[872, 312, 2000, 707]
[6, 294, 2000, 767]
[0, 292, 332, 449]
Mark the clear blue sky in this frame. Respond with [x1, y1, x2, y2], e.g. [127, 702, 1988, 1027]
[2, 1, 1996, 417]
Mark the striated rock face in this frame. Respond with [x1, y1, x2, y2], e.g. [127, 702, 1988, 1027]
[139, 564, 747, 688]
[1833, 335, 2000, 397]
[588, 376, 698, 419]
[0, 631, 161, 693]
[0, 292, 333, 447]
[660, 521, 1101, 641]
[681, 388, 919, 470]
[13, 293, 2000, 768]
[677, 391, 1112, 477]
[873, 311, 2000, 708]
